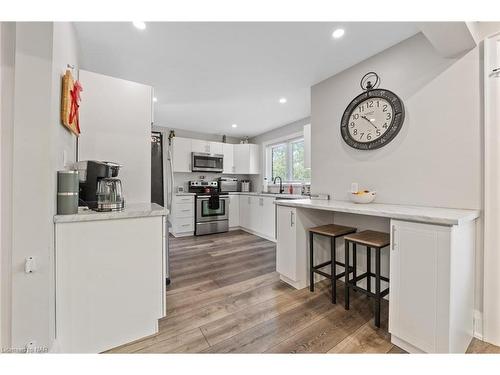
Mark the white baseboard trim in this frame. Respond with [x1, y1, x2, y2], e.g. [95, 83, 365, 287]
[473, 309, 484, 340]
[233, 226, 277, 243]
[391, 335, 425, 353]
[170, 231, 194, 238]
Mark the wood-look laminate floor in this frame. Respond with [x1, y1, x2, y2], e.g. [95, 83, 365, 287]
[107, 230, 500, 354]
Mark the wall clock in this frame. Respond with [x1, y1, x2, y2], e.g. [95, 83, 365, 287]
[340, 72, 405, 150]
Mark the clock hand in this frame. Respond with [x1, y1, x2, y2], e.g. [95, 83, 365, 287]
[361, 115, 379, 130]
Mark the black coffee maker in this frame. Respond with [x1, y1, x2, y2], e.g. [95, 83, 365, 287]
[78, 160, 121, 210]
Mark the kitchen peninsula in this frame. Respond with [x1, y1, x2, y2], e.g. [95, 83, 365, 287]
[53, 203, 168, 353]
[274, 198, 480, 354]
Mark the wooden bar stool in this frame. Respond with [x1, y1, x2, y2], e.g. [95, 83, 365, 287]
[309, 224, 357, 304]
[344, 230, 390, 328]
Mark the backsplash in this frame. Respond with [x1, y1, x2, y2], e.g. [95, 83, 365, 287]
[173, 172, 251, 192]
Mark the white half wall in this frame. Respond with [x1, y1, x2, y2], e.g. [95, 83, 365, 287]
[10, 22, 55, 351]
[5, 21, 80, 352]
[78, 70, 152, 204]
[311, 32, 482, 316]
[483, 31, 500, 346]
[0, 21, 16, 350]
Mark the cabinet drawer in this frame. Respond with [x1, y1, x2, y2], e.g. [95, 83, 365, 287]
[174, 203, 194, 218]
[174, 217, 194, 233]
[174, 196, 194, 204]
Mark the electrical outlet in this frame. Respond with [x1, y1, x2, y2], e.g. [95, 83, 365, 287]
[25, 341, 36, 353]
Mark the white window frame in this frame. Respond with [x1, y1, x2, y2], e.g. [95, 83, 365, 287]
[263, 131, 310, 184]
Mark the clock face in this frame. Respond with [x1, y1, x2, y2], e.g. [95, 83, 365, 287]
[348, 98, 393, 143]
[340, 89, 405, 150]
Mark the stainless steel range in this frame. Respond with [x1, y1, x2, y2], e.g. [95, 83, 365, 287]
[189, 180, 229, 236]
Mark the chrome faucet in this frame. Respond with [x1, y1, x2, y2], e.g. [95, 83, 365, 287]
[273, 176, 284, 194]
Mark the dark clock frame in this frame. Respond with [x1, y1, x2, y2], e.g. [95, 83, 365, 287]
[340, 88, 405, 150]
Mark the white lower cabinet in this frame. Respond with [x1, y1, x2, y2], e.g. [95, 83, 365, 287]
[389, 219, 475, 353]
[170, 195, 195, 236]
[229, 194, 240, 228]
[238, 195, 250, 229]
[259, 196, 276, 239]
[55, 216, 164, 353]
[233, 194, 276, 241]
[276, 206, 298, 282]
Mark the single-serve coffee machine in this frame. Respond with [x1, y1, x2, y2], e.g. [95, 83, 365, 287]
[76, 160, 125, 212]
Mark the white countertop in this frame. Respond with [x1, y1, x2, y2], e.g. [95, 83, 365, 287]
[274, 199, 480, 226]
[229, 192, 306, 199]
[54, 203, 168, 223]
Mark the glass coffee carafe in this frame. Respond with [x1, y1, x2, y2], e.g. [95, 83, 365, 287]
[96, 177, 125, 212]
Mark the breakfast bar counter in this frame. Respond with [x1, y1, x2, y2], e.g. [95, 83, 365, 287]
[273, 198, 480, 354]
[274, 199, 480, 225]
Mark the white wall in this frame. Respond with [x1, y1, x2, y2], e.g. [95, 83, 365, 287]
[51, 22, 80, 171]
[4, 22, 80, 351]
[483, 31, 500, 346]
[10, 22, 56, 351]
[311, 32, 482, 314]
[78, 70, 152, 204]
[0, 21, 16, 351]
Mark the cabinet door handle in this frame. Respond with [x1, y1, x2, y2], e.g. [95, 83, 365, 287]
[290, 211, 295, 227]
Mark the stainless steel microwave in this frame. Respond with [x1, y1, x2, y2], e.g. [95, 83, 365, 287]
[191, 152, 224, 173]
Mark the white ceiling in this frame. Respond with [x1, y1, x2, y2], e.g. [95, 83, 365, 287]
[74, 22, 419, 137]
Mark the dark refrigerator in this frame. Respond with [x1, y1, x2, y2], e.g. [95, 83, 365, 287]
[151, 131, 170, 286]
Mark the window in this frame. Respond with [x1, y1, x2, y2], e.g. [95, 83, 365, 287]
[266, 135, 310, 183]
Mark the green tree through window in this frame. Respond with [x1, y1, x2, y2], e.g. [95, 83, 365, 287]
[272, 144, 287, 180]
[292, 140, 310, 181]
[267, 137, 310, 182]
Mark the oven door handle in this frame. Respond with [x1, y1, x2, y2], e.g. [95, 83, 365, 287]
[198, 196, 229, 201]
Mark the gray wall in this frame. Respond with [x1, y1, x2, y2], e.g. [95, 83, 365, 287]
[312, 32, 481, 208]
[311, 32, 482, 312]
[250, 117, 310, 145]
[157, 126, 241, 144]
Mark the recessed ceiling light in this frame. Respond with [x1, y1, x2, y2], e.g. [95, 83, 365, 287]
[332, 28, 345, 39]
[231, 124, 238, 128]
[279, 98, 287, 104]
[153, 97, 158, 102]
[133, 21, 146, 30]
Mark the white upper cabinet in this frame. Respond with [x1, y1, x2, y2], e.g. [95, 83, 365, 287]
[304, 124, 311, 169]
[210, 142, 223, 155]
[234, 144, 260, 174]
[172, 137, 192, 172]
[172, 137, 258, 174]
[191, 139, 210, 154]
[192, 139, 223, 155]
[223, 143, 235, 174]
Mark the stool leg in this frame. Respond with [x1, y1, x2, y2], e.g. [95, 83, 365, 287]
[352, 243, 357, 289]
[375, 247, 381, 328]
[309, 232, 314, 292]
[366, 247, 371, 294]
[331, 237, 336, 304]
[344, 239, 350, 310]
